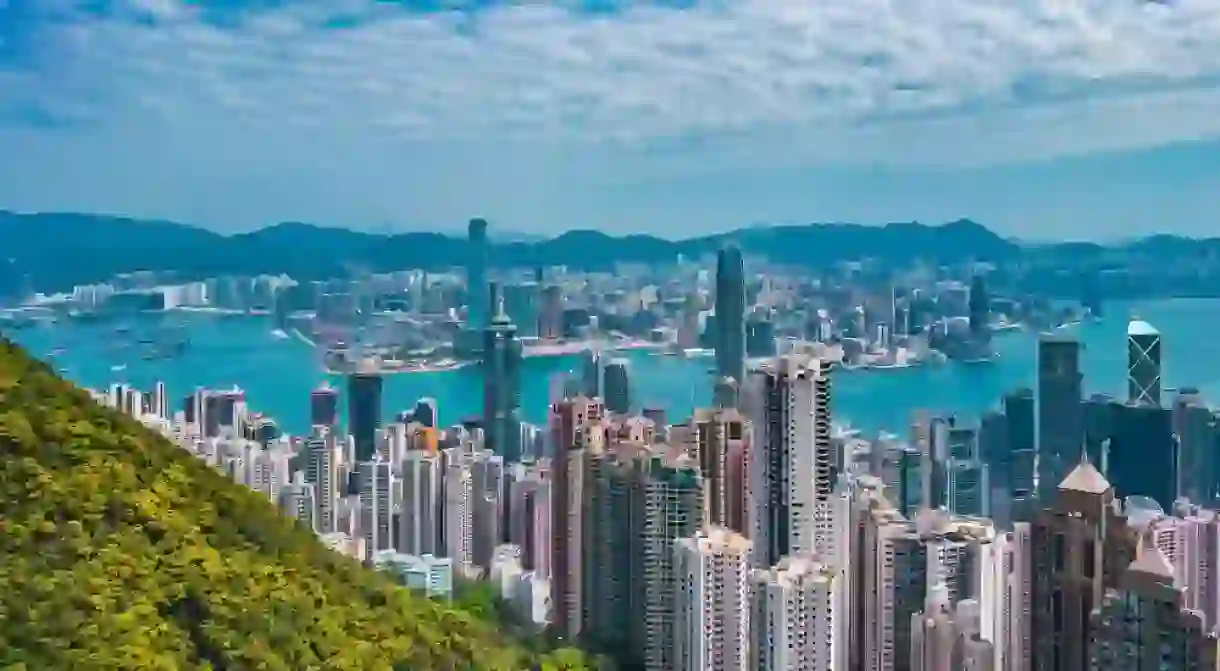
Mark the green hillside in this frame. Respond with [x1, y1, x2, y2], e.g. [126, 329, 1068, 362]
[0, 338, 589, 670]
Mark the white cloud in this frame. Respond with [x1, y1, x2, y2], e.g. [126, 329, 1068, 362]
[6, 0, 1220, 160]
[3, 0, 1220, 233]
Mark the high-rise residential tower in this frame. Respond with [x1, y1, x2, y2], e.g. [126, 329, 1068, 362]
[1127, 319, 1162, 407]
[675, 527, 751, 671]
[715, 245, 747, 386]
[467, 218, 490, 330]
[744, 354, 834, 568]
[348, 359, 383, 462]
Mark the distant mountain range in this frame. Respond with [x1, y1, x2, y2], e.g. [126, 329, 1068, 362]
[1, 210, 1217, 297]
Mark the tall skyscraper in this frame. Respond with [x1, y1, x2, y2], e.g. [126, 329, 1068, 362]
[1127, 319, 1162, 407]
[357, 457, 394, 561]
[674, 527, 751, 671]
[482, 284, 523, 463]
[687, 408, 750, 533]
[399, 450, 442, 556]
[303, 427, 338, 534]
[1036, 336, 1082, 501]
[715, 245, 747, 386]
[348, 360, 383, 462]
[1030, 458, 1138, 671]
[603, 358, 632, 414]
[550, 396, 602, 639]
[968, 273, 990, 342]
[467, 218, 490, 330]
[310, 383, 338, 427]
[1107, 402, 1176, 509]
[1089, 534, 1219, 669]
[750, 555, 839, 671]
[744, 355, 833, 568]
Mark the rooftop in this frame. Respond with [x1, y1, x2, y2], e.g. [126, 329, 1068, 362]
[1058, 459, 1111, 495]
[1127, 319, 1159, 337]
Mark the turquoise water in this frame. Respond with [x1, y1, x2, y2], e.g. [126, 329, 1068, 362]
[12, 299, 1220, 435]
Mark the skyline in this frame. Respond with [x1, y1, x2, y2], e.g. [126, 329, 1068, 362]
[3, 1, 1220, 238]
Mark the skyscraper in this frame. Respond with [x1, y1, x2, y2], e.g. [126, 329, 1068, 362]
[674, 527, 751, 671]
[467, 218, 490, 331]
[1089, 534, 1219, 669]
[310, 383, 338, 426]
[482, 283, 523, 463]
[1030, 458, 1138, 671]
[968, 273, 990, 342]
[1127, 319, 1162, 407]
[603, 358, 631, 414]
[1036, 336, 1082, 501]
[750, 555, 839, 671]
[744, 354, 833, 568]
[348, 359, 383, 462]
[715, 245, 747, 386]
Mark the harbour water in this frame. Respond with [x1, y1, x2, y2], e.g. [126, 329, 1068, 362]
[12, 299, 1220, 436]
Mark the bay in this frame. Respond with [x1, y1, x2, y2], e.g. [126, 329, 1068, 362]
[12, 299, 1220, 436]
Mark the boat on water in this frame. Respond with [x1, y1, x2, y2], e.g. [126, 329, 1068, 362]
[111, 364, 127, 372]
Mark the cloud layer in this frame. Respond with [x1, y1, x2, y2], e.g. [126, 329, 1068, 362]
[2, 0, 1220, 232]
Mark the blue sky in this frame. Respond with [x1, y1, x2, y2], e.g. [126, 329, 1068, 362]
[2, 0, 1220, 239]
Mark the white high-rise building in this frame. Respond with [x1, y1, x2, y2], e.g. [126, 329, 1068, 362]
[674, 527, 752, 671]
[444, 454, 475, 570]
[357, 458, 394, 561]
[399, 450, 442, 556]
[304, 429, 338, 534]
[278, 471, 317, 532]
[750, 555, 838, 671]
[1176, 506, 1220, 630]
[744, 354, 833, 569]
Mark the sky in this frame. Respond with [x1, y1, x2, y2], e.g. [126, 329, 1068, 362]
[2, 0, 1220, 240]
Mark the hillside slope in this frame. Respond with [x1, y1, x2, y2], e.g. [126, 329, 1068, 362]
[0, 339, 588, 670]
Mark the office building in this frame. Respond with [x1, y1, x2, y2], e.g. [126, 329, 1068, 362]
[1035, 336, 1082, 501]
[1030, 458, 1138, 671]
[603, 357, 632, 414]
[1108, 402, 1176, 510]
[467, 218, 489, 330]
[1127, 318, 1162, 407]
[348, 360, 383, 462]
[310, 383, 338, 427]
[482, 284, 523, 463]
[674, 527, 751, 671]
[1089, 534, 1219, 669]
[715, 245, 747, 385]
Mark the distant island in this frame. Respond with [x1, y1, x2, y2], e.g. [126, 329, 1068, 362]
[3, 210, 1220, 300]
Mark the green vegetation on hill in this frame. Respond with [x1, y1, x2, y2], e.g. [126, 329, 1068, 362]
[0, 339, 591, 670]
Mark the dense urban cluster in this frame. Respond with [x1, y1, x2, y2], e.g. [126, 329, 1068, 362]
[78, 238, 1220, 671]
[6, 217, 1220, 671]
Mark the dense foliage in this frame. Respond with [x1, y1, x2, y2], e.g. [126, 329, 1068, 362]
[0, 339, 590, 670]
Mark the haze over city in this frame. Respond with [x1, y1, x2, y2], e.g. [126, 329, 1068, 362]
[3, 0, 1220, 238]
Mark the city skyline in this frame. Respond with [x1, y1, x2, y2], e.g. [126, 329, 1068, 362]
[3, 1, 1220, 238]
